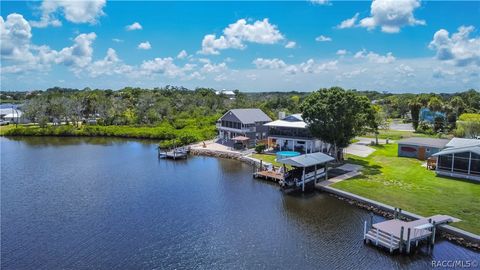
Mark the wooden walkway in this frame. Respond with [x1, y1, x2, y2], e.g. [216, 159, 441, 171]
[254, 170, 284, 182]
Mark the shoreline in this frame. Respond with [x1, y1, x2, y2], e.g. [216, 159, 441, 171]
[190, 147, 480, 251]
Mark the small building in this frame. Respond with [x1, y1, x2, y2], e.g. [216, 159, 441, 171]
[397, 137, 450, 160]
[264, 113, 329, 153]
[216, 109, 272, 146]
[432, 140, 480, 181]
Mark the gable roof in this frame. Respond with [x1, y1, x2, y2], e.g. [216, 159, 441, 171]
[264, 113, 307, 129]
[398, 137, 450, 149]
[445, 138, 480, 148]
[432, 145, 480, 156]
[220, 109, 272, 124]
[279, 152, 334, 167]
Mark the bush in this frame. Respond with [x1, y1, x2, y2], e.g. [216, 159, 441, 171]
[255, 144, 266, 154]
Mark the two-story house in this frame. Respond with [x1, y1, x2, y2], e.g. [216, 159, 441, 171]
[217, 109, 272, 146]
[264, 113, 328, 153]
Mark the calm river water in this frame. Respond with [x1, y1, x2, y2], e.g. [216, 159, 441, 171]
[1, 137, 478, 269]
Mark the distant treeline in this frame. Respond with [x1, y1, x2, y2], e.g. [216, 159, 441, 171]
[1, 86, 479, 144]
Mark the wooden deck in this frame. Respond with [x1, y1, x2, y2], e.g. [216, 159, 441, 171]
[364, 212, 460, 254]
[254, 170, 284, 182]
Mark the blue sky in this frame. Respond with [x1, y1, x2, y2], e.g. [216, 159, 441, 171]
[1, 0, 479, 92]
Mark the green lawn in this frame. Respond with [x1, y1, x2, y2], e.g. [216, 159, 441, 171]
[364, 129, 447, 140]
[333, 144, 480, 234]
[250, 153, 293, 168]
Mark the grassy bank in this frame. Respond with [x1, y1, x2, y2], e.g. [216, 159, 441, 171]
[364, 129, 446, 140]
[333, 144, 480, 234]
[1, 119, 217, 148]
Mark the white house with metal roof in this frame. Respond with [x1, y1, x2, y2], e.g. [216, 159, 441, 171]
[216, 108, 272, 146]
[432, 138, 480, 181]
[264, 113, 329, 153]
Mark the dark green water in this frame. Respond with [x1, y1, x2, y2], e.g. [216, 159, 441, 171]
[1, 137, 478, 269]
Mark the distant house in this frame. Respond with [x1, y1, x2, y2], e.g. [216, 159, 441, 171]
[0, 108, 29, 124]
[397, 137, 450, 160]
[419, 108, 445, 123]
[215, 90, 236, 100]
[264, 113, 329, 153]
[432, 138, 480, 181]
[217, 109, 272, 146]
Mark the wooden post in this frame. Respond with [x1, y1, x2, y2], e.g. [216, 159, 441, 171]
[314, 164, 317, 184]
[406, 228, 411, 254]
[363, 220, 367, 241]
[399, 226, 404, 253]
[375, 227, 379, 245]
[394, 208, 397, 219]
[369, 212, 373, 229]
[431, 221, 436, 247]
[389, 233, 394, 253]
[324, 163, 328, 180]
[302, 167, 306, 192]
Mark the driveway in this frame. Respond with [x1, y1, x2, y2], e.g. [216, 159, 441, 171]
[345, 137, 393, 158]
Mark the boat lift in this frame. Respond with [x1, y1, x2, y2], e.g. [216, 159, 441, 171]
[278, 152, 335, 192]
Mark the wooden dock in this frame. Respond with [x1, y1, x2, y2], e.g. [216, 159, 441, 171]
[254, 170, 284, 182]
[364, 208, 460, 254]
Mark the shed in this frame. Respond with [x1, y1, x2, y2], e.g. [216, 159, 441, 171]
[397, 137, 450, 160]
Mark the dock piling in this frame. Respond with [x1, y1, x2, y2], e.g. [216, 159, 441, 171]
[399, 226, 404, 253]
[406, 228, 411, 254]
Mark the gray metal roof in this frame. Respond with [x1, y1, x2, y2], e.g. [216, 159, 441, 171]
[432, 145, 480, 156]
[279, 152, 335, 167]
[445, 138, 480, 148]
[223, 109, 272, 124]
[397, 137, 450, 149]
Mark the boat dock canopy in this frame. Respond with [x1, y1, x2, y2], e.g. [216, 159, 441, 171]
[279, 152, 334, 167]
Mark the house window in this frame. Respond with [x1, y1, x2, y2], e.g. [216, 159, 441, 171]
[453, 152, 470, 173]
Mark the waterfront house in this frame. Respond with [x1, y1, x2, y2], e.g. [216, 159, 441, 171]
[397, 137, 450, 160]
[264, 113, 328, 153]
[217, 109, 272, 146]
[432, 138, 480, 181]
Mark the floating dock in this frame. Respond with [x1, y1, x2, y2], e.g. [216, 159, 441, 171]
[364, 208, 460, 254]
[158, 147, 189, 160]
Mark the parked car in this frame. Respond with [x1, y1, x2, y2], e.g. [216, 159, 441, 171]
[0, 120, 10, 126]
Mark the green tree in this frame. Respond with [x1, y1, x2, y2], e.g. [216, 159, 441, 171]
[409, 98, 422, 131]
[300, 87, 372, 161]
[367, 105, 388, 145]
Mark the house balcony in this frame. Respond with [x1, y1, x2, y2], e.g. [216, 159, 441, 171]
[216, 124, 256, 133]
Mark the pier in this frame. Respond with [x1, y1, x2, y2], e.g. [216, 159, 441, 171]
[364, 208, 460, 254]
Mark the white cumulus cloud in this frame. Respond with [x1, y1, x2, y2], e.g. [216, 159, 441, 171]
[285, 41, 296, 48]
[359, 0, 425, 33]
[253, 58, 287, 69]
[337, 13, 359, 29]
[30, 0, 106, 28]
[354, 49, 396, 64]
[315, 35, 332, 42]
[177, 50, 188, 59]
[429, 25, 480, 67]
[138, 41, 151, 50]
[200, 18, 284, 55]
[126, 22, 142, 31]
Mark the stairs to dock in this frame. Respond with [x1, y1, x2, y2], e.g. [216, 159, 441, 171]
[365, 227, 401, 253]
